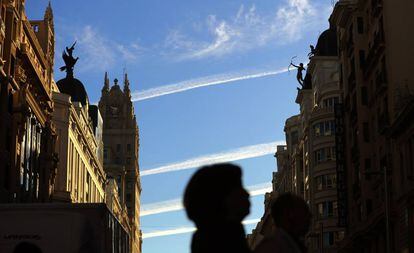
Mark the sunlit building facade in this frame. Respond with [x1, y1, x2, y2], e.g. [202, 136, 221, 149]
[0, 1, 58, 203]
[99, 73, 142, 253]
[52, 92, 106, 203]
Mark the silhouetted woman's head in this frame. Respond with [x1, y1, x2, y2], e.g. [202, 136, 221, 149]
[184, 163, 250, 228]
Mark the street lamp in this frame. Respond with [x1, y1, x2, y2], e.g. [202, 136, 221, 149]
[365, 166, 391, 253]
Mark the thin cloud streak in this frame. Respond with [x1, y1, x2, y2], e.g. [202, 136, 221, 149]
[142, 218, 261, 239]
[141, 182, 272, 216]
[163, 0, 329, 60]
[141, 140, 285, 177]
[131, 68, 288, 102]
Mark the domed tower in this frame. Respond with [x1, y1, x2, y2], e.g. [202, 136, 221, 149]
[303, 27, 344, 253]
[98, 72, 142, 253]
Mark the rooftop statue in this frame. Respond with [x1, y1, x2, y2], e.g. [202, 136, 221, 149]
[308, 45, 317, 59]
[289, 57, 305, 88]
[59, 41, 79, 77]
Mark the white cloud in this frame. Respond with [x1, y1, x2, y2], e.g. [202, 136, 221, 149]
[164, 0, 327, 60]
[141, 182, 273, 217]
[142, 218, 261, 239]
[63, 25, 143, 72]
[141, 140, 285, 176]
[131, 67, 288, 102]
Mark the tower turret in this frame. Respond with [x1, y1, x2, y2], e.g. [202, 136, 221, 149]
[123, 72, 131, 98]
[102, 71, 110, 93]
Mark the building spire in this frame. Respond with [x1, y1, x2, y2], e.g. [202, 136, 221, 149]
[44, 1, 54, 25]
[123, 72, 131, 98]
[102, 71, 110, 93]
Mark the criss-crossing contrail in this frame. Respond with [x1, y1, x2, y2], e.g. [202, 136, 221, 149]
[141, 182, 273, 216]
[131, 68, 288, 102]
[141, 140, 285, 177]
[142, 218, 261, 239]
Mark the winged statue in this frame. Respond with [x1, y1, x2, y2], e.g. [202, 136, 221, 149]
[60, 41, 79, 75]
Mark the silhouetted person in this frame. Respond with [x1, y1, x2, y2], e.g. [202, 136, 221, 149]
[254, 193, 311, 253]
[184, 163, 251, 253]
[13, 242, 42, 253]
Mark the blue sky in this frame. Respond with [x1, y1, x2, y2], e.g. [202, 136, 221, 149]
[27, 1, 332, 252]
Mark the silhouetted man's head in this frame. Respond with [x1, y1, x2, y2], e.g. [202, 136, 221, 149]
[13, 242, 42, 253]
[271, 193, 311, 238]
[184, 163, 250, 228]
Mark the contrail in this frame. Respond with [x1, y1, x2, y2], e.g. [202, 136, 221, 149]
[142, 218, 261, 239]
[131, 68, 289, 102]
[141, 140, 285, 177]
[141, 182, 273, 216]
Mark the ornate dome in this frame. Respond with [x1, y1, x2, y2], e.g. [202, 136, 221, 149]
[56, 76, 89, 106]
[315, 28, 338, 56]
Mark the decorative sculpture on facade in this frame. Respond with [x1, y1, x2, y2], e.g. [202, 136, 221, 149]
[289, 57, 305, 87]
[288, 56, 312, 90]
[59, 41, 78, 76]
[308, 45, 317, 58]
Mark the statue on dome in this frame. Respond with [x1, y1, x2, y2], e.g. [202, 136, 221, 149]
[308, 45, 317, 58]
[60, 41, 79, 77]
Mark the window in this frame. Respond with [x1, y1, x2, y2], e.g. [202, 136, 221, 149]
[103, 148, 108, 159]
[359, 50, 366, 67]
[323, 97, 339, 108]
[335, 231, 345, 242]
[126, 157, 131, 165]
[314, 147, 336, 164]
[316, 174, 337, 191]
[126, 193, 131, 202]
[116, 144, 121, 152]
[33, 25, 39, 32]
[313, 121, 336, 137]
[318, 201, 337, 218]
[127, 144, 131, 153]
[323, 232, 335, 247]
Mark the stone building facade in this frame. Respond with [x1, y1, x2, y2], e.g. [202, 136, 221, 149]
[330, 0, 414, 252]
[249, 28, 345, 253]
[52, 92, 106, 203]
[0, 1, 58, 203]
[99, 73, 142, 253]
[301, 29, 345, 252]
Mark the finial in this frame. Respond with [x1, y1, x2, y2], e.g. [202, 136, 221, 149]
[114, 78, 119, 85]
